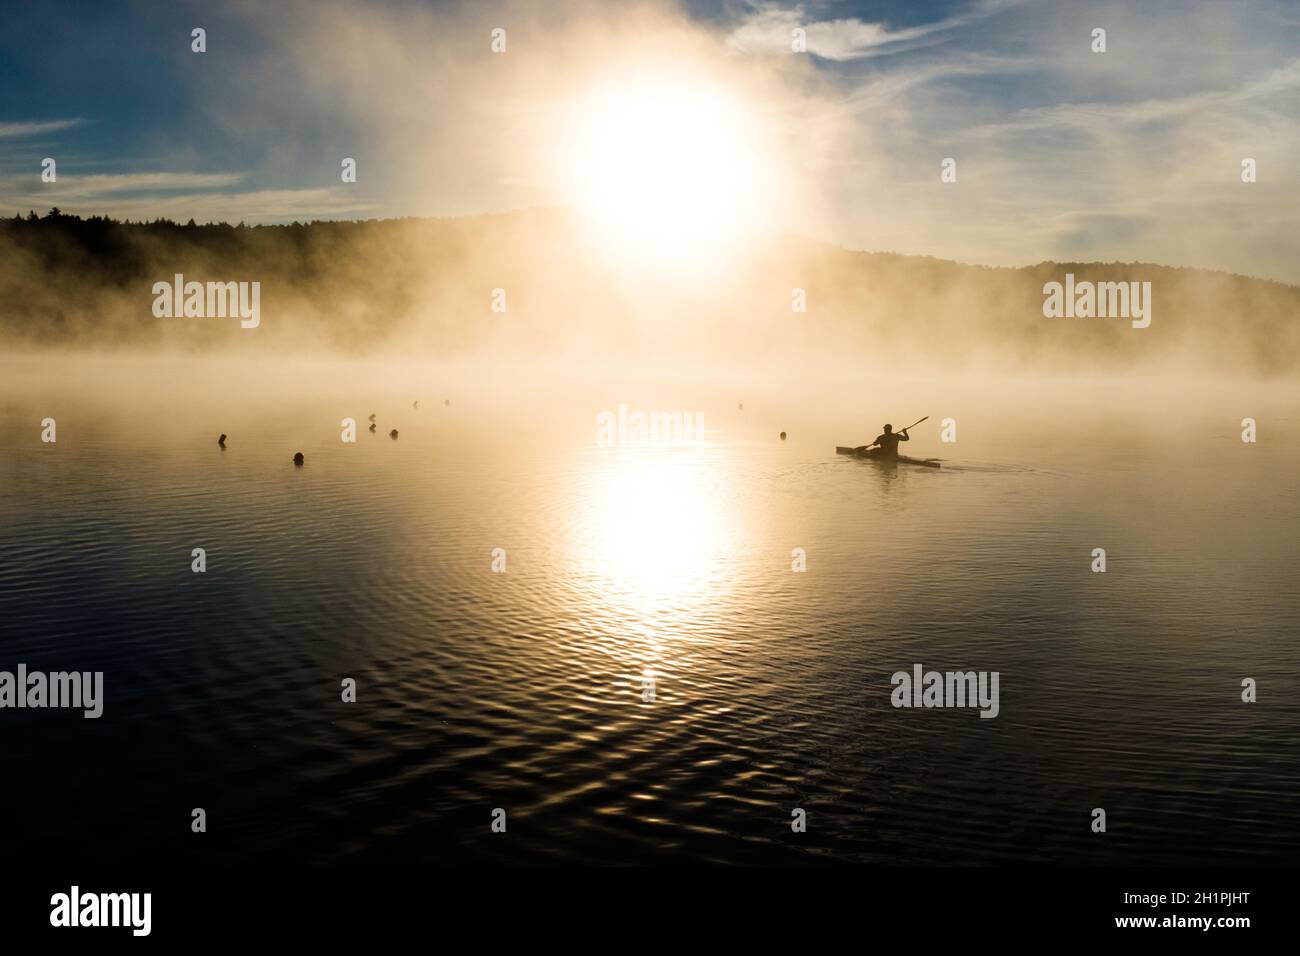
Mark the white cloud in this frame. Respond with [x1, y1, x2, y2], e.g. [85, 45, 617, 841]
[0, 118, 86, 138]
[727, 0, 1027, 61]
[21, 172, 250, 198]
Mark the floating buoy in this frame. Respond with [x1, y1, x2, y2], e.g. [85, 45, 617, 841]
[368, 413, 376, 422]
[218, 433, 227, 447]
[368, 423, 376, 432]
[293, 452, 304, 465]
[780, 432, 786, 440]
[389, 429, 398, 439]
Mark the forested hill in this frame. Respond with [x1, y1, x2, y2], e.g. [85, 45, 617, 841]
[3, 208, 1298, 375]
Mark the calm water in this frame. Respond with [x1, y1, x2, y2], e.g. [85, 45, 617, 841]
[2, 358, 1298, 865]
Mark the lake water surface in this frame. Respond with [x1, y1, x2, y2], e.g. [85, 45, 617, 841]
[2, 357, 1297, 865]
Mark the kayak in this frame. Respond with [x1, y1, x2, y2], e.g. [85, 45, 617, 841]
[836, 446, 941, 468]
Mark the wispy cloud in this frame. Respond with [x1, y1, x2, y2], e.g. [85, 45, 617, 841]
[842, 53, 1047, 111]
[4, 171, 251, 199]
[727, 0, 1027, 61]
[0, 118, 86, 138]
[964, 58, 1300, 138]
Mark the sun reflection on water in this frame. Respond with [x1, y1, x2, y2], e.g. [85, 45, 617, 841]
[569, 447, 739, 617]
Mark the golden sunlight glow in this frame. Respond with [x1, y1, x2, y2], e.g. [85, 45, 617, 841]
[566, 76, 767, 271]
[575, 450, 735, 606]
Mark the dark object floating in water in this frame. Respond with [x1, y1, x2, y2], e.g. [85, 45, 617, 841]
[218, 433, 227, 447]
[369, 423, 376, 432]
[389, 429, 399, 439]
[293, 452, 305, 465]
[368, 413, 376, 422]
[780, 432, 786, 440]
[738, 403, 744, 410]
[445, 399, 450, 406]
[835, 446, 941, 469]
[413, 401, 419, 409]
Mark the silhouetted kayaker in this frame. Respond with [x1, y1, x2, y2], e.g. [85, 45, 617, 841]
[869, 424, 909, 458]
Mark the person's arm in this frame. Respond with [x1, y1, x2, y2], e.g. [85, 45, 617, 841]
[899, 429, 910, 442]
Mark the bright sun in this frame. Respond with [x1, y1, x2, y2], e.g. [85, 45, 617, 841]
[566, 77, 766, 270]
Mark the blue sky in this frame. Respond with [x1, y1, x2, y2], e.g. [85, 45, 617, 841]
[4, 0, 1300, 282]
